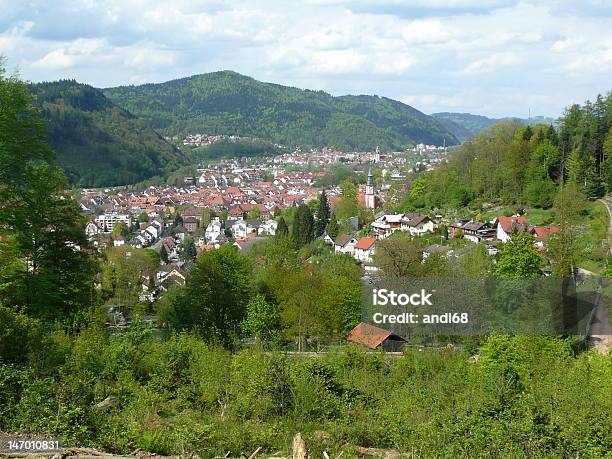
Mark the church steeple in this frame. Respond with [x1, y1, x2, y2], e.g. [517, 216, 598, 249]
[365, 169, 375, 209]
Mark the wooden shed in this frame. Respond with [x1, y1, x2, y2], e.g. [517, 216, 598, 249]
[346, 322, 406, 351]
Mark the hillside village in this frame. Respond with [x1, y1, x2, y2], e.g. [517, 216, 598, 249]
[81, 144, 449, 256]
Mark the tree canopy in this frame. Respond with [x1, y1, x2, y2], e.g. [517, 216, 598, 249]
[103, 71, 459, 150]
[29, 80, 185, 187]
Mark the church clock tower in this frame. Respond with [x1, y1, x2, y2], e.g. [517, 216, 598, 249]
[365, 169, 376, 209]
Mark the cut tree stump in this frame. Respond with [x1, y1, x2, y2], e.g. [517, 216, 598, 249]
[291, 433, 308, 459]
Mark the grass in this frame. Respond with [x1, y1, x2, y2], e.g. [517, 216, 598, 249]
[476, 206, 555, 226]
[524, 208, 555, 226]
[576, 200, 609, 274]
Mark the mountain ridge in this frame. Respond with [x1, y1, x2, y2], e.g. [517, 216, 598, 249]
[102, 70, 460, 150]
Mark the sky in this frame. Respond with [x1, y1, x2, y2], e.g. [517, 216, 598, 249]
[0, 0, 611, 118]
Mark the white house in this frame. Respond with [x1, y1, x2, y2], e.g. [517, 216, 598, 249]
[334, 234, 358, 255]
[354, 237, 377, 263]
[495, 216, 528, 243]
[113, 235, 126, 247]
[259, 219, 278, 236]
[401, 214, 435, 236]
[205, 221, 223, 243]
[132, 234, 148, 248]
[231, 220, 261, 239]
[85, 221, 101, 239]
[144, 224, 160, 240]
[371, 214, 404, 239]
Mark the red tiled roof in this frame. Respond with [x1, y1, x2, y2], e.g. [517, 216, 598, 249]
[532, 225, 560, 240]
[497, 216, 527, 232]
[355, 236, 377, 250]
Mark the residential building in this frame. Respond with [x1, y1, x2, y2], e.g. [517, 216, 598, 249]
[495, 216, 528, 243]
[531, 225, 560, 248]
[183, 216, 199, 233]
[422, 244, 453, 259]
[459, 221, 496, 243]
[401, 213, 435, 236]
[94, 213, 132, 233]
[334, 234, 358, 255]
[354, 236, 377, 263]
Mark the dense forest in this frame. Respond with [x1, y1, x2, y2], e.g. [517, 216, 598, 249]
[103, 71, 459, 151]
[404, 92, 612, 210]
[30, 81, 186, 187]
[189, 139, 284, 162]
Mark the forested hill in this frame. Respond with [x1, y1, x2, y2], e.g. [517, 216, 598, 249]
[102, 71, 459, 150]
[403, 92, 612, 211]
[30, 80, 186, 187]
[432, 112, 556, 142]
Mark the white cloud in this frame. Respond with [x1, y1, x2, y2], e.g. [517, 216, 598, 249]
[31, 38, 107, 70]
[401, 20, 451, 44]
[31, 49, 76, 70]
[461, 52, 520, 74]
[124, 46, 177, 70]
[551, 36, 587, 52]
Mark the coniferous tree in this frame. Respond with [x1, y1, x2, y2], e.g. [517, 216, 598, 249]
[160, 244, 169, 264]
[546, 124, 558, 146]
[291, 204, 314, 247]
[327, 212, 340, 240]
[313, 190, 330, 237]
[179, 237, 197, 261]
[276, 216, 289, 237]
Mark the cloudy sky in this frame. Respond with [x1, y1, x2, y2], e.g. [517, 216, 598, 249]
[1, 0, 611, 117]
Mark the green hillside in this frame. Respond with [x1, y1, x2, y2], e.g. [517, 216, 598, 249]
[30, 80, 186, 187]
[433, 112, 556, 142]
[103, 71, 459, 150]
